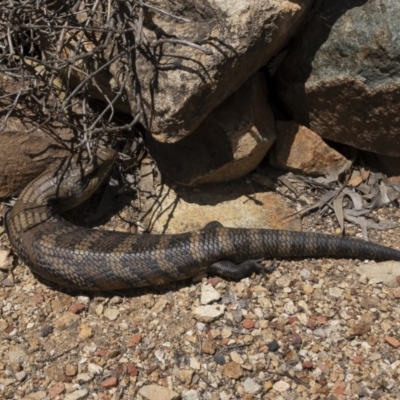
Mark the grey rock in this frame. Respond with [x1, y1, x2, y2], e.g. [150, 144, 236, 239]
[243, 377, 262, 394]
[358, 261, 400, 287]
[276, 0, 400, 156]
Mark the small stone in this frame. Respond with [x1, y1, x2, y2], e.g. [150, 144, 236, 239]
[55, 313, 80, 331]
[268, 341, 280, 352]
[303, 283, 314, 295]
[283, 300, 297, 314]
[360, 296, 378, 309]
[353, 355, 364, 364]
[201, 283, 221, 304]
[223, 361, 243, 379]
[69, 303, 85, 314]
[8, 344, 27, 363]
[370, 352, 382, 361]
[64, 389, 89, 400]
[288, 333, 302, 346]
[189, 357, 201, 370]
[132, 333, 142, 343]
[192, 305, 225, 322]
[202, 339, 216, 355]
[126, 363, 139, 377]
[242, 319, 255, 329]
[138, 384, 178, 400]
[150, 298, 169, 314]
[182, 389, 200, 400]
[0, 250, 11, 269]
[101, 376, 118, 388]
[214, 353, 226, 365]
[248, 353, 266, 371]
[221, 327, 232, 338]
[329, 287, 344, 299]
[88, 363, 103, 375]
[243, 378, 262, 394]
[15, 371, 26, 381]
[393, 287, 400, 298]
[104, 308, 120, 321]
[302, 361, 313, 369]
[49, 382, 65, 399]
[359, 261, 400, 287]
[273, 380, 290, 392]
[300, 268, 311, 279]
[230, 351, 244, 364]
[65, 364, 78, 377]
[76, 373, 93, 384]
[175, 369, 193, 384]
[385, 336, 400, 348]
[45, 364, 65, 381]
[109, 296, 123, 305]
[79, 323, 93, 340]
[39, 325, 53, 338]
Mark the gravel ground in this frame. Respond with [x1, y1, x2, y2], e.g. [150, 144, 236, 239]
[1, 199, 400, 400]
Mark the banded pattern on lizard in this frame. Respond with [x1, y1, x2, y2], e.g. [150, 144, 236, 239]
[5, 148, 400, 290]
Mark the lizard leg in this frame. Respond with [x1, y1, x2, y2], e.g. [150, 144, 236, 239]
[208, 259, 268, 280]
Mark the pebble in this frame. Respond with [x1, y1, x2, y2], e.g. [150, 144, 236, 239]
[300, 268, 311, 279]
[15, 370, 26, 381]
[242, 319, 255, 329]
[0, 250, 11, 269]
[243, 377, 262, 394]
[202, 339, 216, 354]
[65, 364, 77, 376]
[182, 389, 200, 400]
[8, 344, 27, 363]
[359, 261, 400, 287]
[101, 376, 118, 388]
[69, 303, 85, 314]
[329, 287, 344, 299]
[192, 305, 225, 322]
[88, 363, 103, 375]
[189, 357, 201, 370]
[138, 384, 178, 400]
[63, 389, 88, 400]
[268, 341, 280, 352]
[303, 283, 314, 295]
[55, 313, 80, 331]
[223, 361, 243, 379]
[273, 380, 290, 392]
[200, 283, 221, 304]
[49, 382, 65, 399]
[214, 353, 226, 365]
[104, 308, 120, 321]
[76, 373, 93, 383]
[39, 325, 53, 337]
[385, 336, 400, 348]
[230, 351, 244, 364]
[79, 323, 93, 340]
[393, 287, 400, 298]
[109, 296, 123, 305]
[283, 300, 297, 315]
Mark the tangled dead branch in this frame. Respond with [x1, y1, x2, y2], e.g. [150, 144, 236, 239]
[0, 0, 206, 154]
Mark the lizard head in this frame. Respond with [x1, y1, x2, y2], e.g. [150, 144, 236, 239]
[50, 147, 117, 212]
